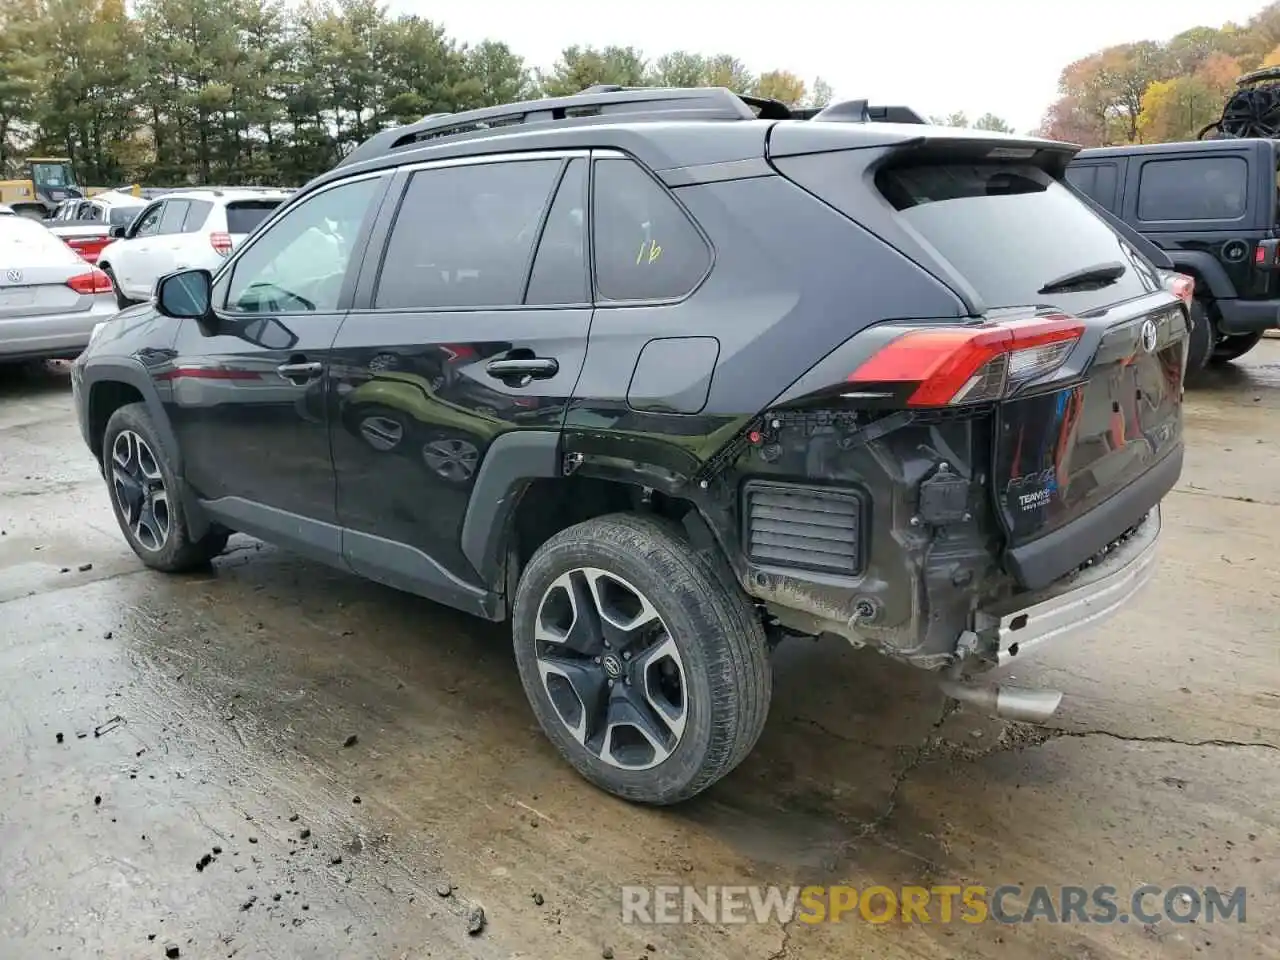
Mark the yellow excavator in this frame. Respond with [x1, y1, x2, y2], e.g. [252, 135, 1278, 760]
[0, 157, 132, 218]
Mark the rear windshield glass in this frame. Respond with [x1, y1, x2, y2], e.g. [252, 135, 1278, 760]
[0, 216, 81, 263]
[877, 162, 1158, 313]
[226, 200, 282, 235]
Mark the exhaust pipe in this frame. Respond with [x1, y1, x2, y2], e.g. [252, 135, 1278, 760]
[938, 678, 1064, 723]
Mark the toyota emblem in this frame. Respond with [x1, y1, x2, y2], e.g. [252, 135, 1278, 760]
[1139, 318, 1158, 354]
[4, 269, 21, 284]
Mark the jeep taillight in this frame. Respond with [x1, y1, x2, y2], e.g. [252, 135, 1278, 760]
[846, 315, 1085, 407]
[210, 232, 232, 256]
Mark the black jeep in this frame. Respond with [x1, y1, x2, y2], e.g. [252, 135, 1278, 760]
[73, 87, 1188, 804]
[1068, 137, 1280, 374]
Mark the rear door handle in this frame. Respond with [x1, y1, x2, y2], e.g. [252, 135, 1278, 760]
[486, 357, 559, 385]
[277, 360, 322, 384]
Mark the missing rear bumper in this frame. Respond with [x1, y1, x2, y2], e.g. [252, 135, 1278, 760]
[979, 507, 1162, 667]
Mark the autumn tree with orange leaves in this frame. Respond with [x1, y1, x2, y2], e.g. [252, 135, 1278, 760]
[1039, 1, 1280, 146]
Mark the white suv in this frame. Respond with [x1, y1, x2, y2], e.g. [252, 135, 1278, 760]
[97, 187, 292, 307]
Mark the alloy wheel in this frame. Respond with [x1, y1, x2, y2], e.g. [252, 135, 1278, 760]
[422, 437, 478, 483]
[533, 567, 687, 771]
[110, 429, 171, 552]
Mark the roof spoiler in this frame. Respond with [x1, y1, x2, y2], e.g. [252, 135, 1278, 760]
[790, 100, 928, 125]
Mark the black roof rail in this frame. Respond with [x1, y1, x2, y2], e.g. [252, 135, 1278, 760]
[337, 86, 773, 168]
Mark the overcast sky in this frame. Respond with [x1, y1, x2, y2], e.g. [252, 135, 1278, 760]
[394, 0, 1271, 131]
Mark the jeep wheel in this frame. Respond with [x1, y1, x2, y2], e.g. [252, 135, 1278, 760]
[103, 402, 229, 572]
[512, 514, 771, 804]
[1210, 331, 1263, 365]
[1184, 298, 1214, 382]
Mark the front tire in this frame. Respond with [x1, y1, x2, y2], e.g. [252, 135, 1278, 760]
[512, 514, 771, 805]
[102, 402, 229, 572]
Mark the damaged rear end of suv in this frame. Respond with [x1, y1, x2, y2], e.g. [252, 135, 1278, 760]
[711, 118, 1188, 724]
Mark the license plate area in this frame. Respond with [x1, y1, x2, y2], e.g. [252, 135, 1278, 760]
[0, 289, 36, 308]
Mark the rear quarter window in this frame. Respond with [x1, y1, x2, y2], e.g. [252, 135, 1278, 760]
[1136, 156, 1247, 222]
[592, 158, 711, 302]
[226, 200, 282, 235]
[877, 161, 1159, 314]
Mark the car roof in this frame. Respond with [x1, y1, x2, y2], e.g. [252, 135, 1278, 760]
[0, 203, 13, 215]
[1074, 138, 1270, 160]
[148, 187, 292, 204]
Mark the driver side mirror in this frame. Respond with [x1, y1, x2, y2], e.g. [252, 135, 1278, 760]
[155, 269, 215, 323]
[109, 225, 126, 239]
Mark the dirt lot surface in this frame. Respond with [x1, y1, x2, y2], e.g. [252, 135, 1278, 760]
[1, 349, 1278, 960]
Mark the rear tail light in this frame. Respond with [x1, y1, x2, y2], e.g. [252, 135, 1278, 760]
[210, 232, 232, 257]
[846, 315, 1085, 407]
[1166, 272, 1194, 308]
[66, 268, 114, 295]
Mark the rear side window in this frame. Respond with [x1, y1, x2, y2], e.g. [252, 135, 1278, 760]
[878, 161, 1158, 314]
[374, 159, 561, 310]
[525, 159, 588, 305]
[226, 200, 282, 235]
[1137, 157, 1246, 221]
[1065, 163, 1118, 210]
[593, 158, 710, 302]
[183, 199, 214, 232]
[158, 200, 190, 234]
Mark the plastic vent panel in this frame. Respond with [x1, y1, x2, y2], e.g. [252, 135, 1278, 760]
[743, 481, 866, 579]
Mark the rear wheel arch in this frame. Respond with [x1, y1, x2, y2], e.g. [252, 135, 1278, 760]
[460, 433, 744, 613]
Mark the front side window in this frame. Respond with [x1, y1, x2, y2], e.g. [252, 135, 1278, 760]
[592, 157, 711, 302]
[133, 203, 165, 237]
[374, 159, 561, 310]
[223, 177, 381, 314]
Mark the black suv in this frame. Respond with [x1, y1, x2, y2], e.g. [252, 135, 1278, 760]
[73, 87, 1188, 804]
[1068, 137, 1279, 373]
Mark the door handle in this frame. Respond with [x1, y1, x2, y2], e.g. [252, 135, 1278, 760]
[276, 360, 322, 384]
[486, 356, 559, 386]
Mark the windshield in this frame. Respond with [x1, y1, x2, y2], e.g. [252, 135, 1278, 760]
[877, 161, 1161, 313]
[30, 162, 77, 189]
[109, 206, 143, 227]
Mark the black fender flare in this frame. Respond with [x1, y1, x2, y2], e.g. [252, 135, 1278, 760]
[460, 430, 562, 591]
[81, 358, 211, 538]
[1166, 250, 1237, 301]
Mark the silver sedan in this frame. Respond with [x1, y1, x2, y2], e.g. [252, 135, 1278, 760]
[0, 215, 119, 362]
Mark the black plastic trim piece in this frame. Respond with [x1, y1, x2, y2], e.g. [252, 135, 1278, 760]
[1215, 297, 1280, 333]
[343, 529, 496, 619]
[1005, 445, 1183, 590]
[201, 496, 342, 564]
[741, 479, 867, 581]
[460, 430, 562, 587]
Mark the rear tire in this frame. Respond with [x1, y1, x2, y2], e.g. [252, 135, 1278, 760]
[100, 265, 134, 310]
[1210, 330, 1263, 365]
[512, 513, 771, 805]
[1183, 298, 1214, 384]
[102, 402, 229, 572]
